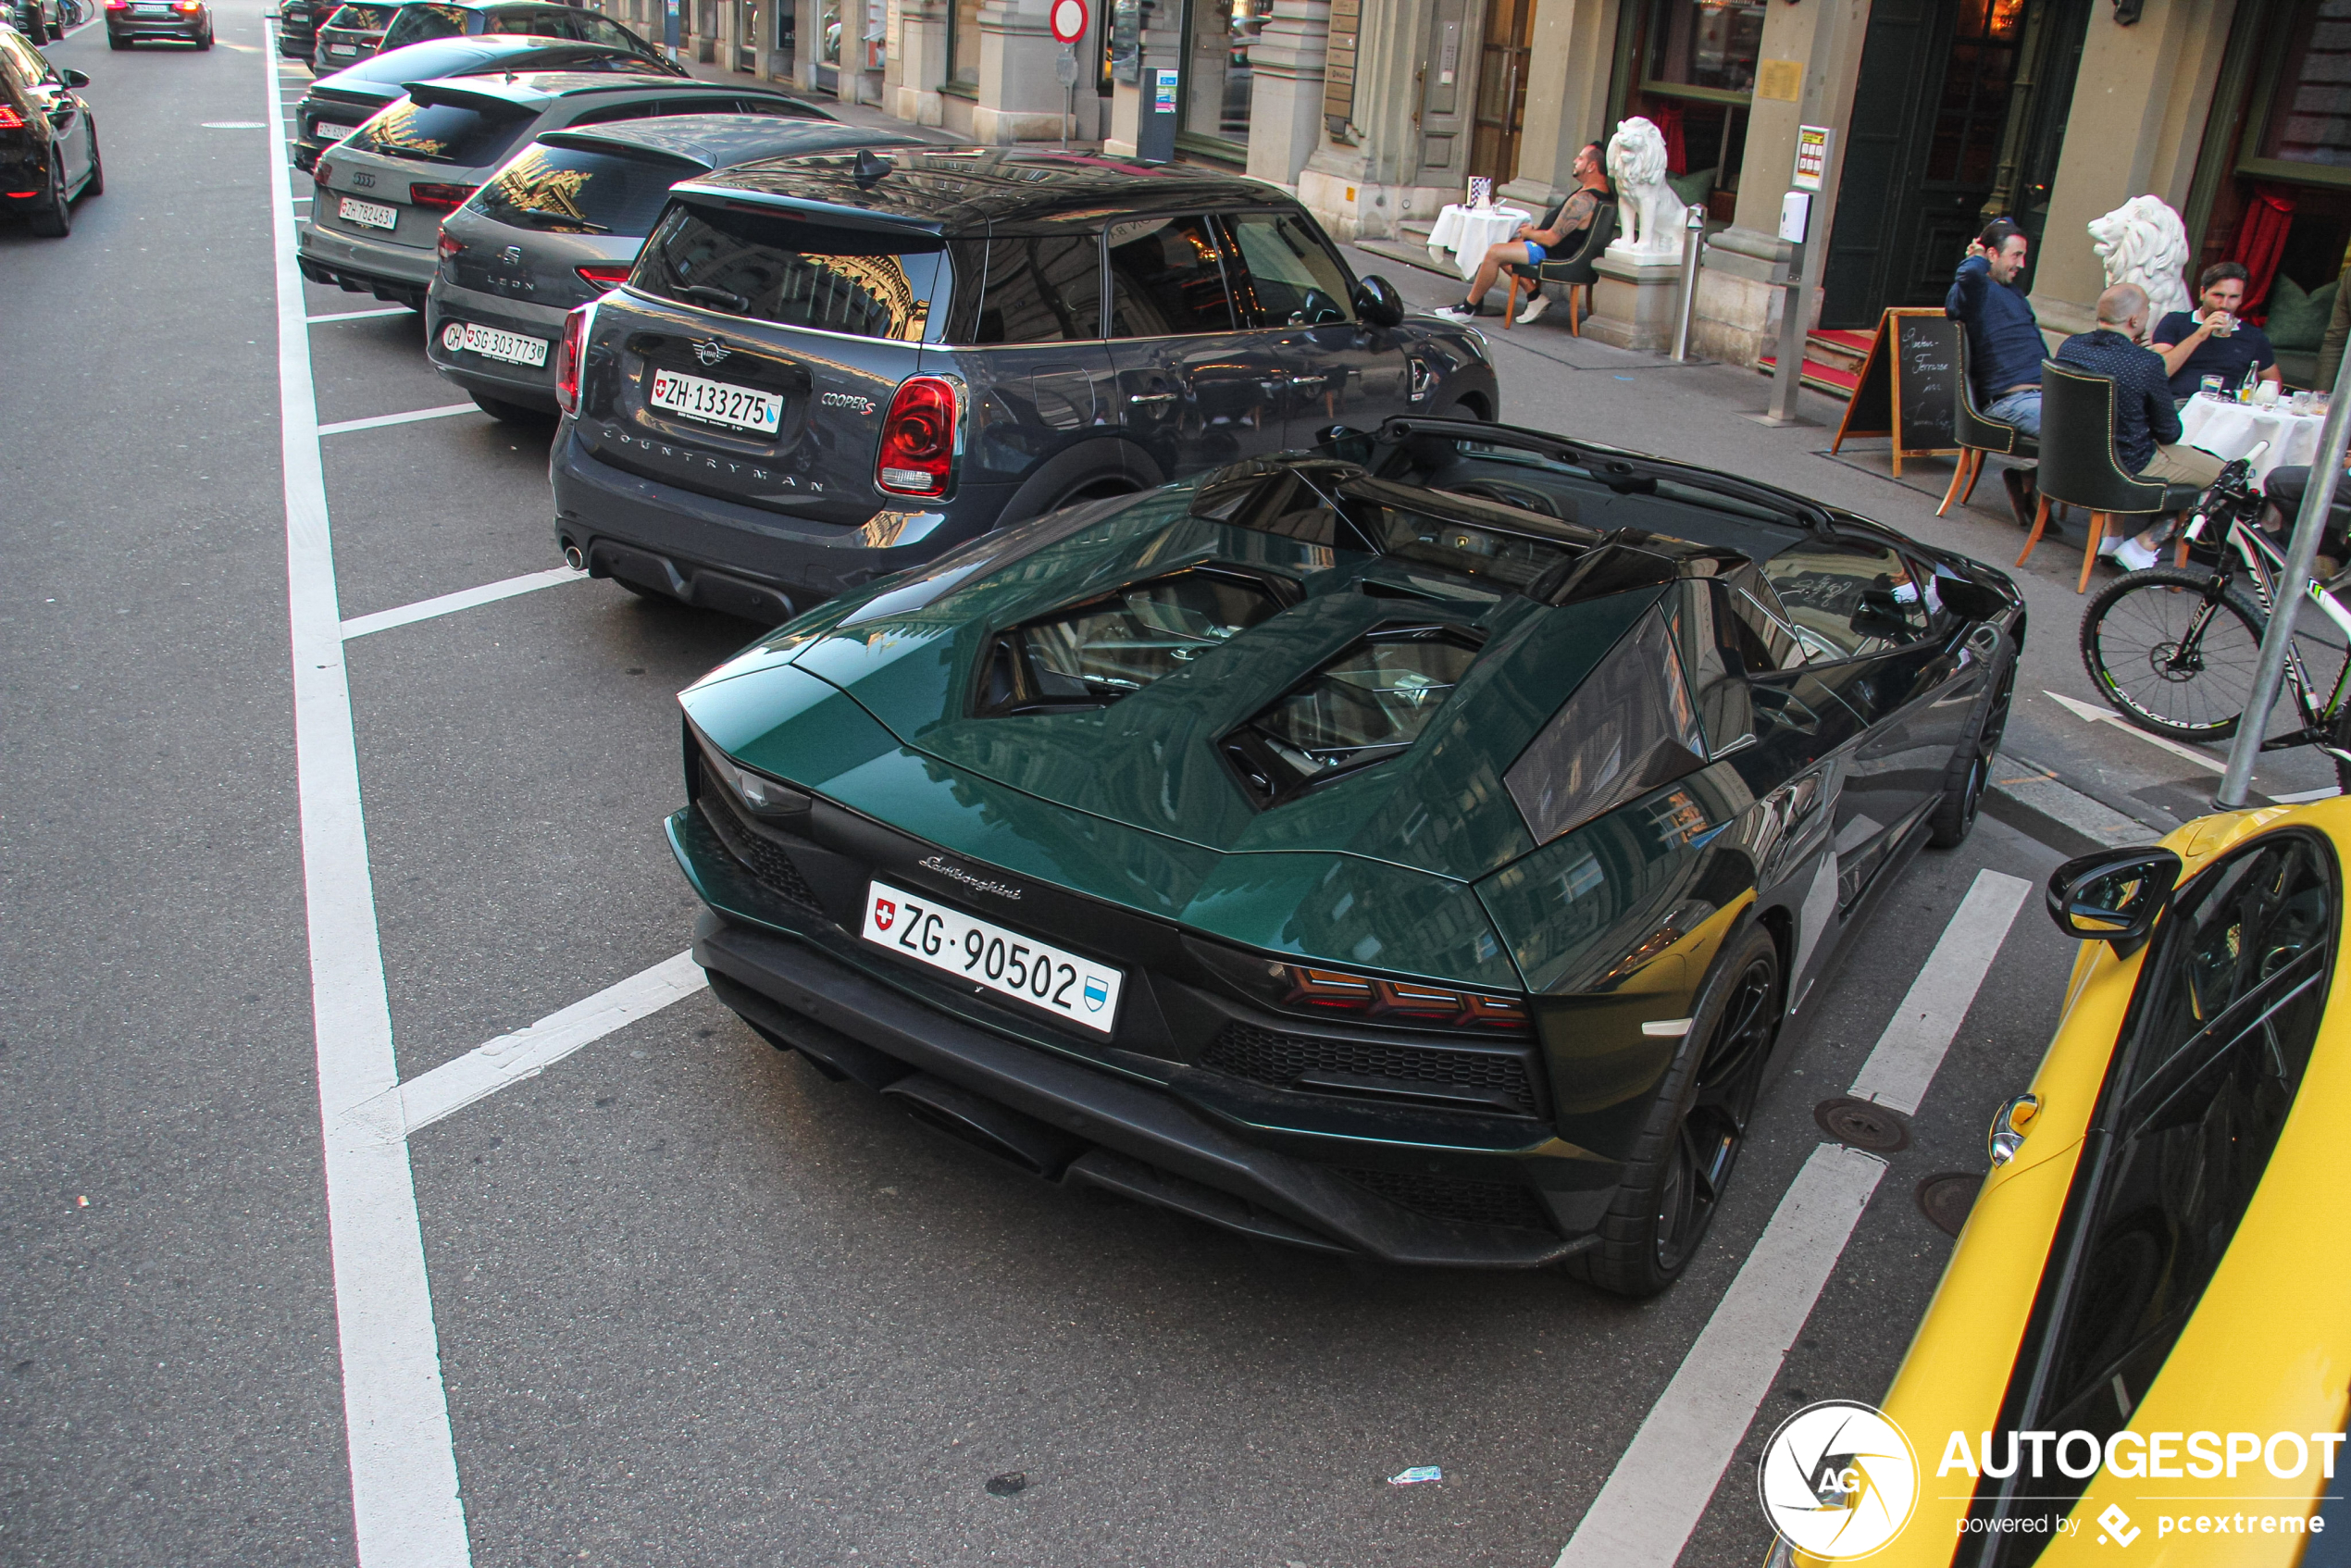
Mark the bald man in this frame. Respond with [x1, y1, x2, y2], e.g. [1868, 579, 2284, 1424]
[2055, 282, 2226, 571]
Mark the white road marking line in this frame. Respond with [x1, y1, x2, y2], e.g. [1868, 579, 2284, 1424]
[2044, 689, 2226, 775]
[351, 952, 707, 1140]
[2270, 786, 2343, 803]
[307, 306, 409, 325]
[341, 566, 588, 641]
[267, 36, 473, 1568]
[1551, 1145, 1888, 1568]
[1846, 869, 2032, 1117]
[203, 120, 269, 128]
[318, 404, 478, 437]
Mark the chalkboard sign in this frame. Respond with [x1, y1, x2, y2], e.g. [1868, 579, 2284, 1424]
[1832, 307, 1964, 476]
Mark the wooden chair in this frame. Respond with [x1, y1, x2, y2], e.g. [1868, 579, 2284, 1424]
[2017, 360, 2205, 593]
[1504, 201, 1617, 335]
[1936, 334, 2040, 516]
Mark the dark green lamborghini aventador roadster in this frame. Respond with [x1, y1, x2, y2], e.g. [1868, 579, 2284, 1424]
[667, 417, 2024, 1296]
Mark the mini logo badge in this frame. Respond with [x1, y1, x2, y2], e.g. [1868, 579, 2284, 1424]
[1082, 977, 1109, 1012]
[692, 337, 731, 367]
[874, 898, 896, 931]
[1756, 1400, 1918, 1561]
[441, 322, 466, 352]
[2096, 1504, 2140, 1547]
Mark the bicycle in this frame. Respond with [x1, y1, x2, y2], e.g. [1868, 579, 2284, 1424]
[2078, 440, 2351, 790]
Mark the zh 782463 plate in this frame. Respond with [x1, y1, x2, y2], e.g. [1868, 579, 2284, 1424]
[859, 879, 1123, 1034]
[337, 194, 397, 230]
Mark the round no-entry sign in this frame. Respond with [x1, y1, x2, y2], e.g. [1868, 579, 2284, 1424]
[1050, 0, 1086, 43]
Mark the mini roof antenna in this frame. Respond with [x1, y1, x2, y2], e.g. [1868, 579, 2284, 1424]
[852, 147, 894, 189]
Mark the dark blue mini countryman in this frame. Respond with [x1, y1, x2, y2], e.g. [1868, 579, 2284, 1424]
[547, 146, 1499, 623]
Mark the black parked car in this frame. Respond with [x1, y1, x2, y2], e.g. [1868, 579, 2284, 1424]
[311, 0, 397, 65]
[430, 115, 921, 422]
[374, 0, 662, 58]
[548, 147, 1494, 624]
[105, 0, 209, 47]
[0, 23, 98, 236]
[289, 33, 680, 171]
[279, 0, 318, 61]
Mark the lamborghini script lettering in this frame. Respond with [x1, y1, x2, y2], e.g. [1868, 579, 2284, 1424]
[917, 856, 1023, 901]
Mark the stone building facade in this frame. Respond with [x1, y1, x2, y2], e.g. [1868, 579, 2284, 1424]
[617, 0, 2351, 382]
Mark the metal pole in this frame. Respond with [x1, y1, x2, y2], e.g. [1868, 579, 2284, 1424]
[2215, 351, 2351, 806]
[1763, 232, 1808, 423]
[1673, 202, 1706, 363]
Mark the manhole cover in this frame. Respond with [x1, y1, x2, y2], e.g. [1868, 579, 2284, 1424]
[1916, 1172, 1983, 1238]
[1812, 1096, 1911, 1152]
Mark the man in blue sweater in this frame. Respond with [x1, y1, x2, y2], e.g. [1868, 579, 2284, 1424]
[1947, 219, 2046, 528]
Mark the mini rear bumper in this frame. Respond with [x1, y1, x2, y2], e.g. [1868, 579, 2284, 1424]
[549, 422, 1008, 622]
[108, 15, 204, 34]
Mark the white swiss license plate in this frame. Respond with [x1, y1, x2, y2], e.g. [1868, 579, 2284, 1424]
[317, 120, 357, 140]
[860, 879, 1124, 1034]
[649, 367, 782, 434]
[444, 320, 548, 367]
[326, 42, 355, 53]
[338, 194, 397, 230]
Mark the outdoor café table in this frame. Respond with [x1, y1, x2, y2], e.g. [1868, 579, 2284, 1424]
[2177, 394, 2329, 488]
[1425, 204, 1532, 281]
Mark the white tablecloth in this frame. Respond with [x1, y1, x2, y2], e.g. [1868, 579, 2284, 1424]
[1424, 204, 1532, 280]
[2178, 396, 2328, 487]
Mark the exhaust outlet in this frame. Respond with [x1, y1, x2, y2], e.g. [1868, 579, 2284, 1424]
[880, 1073, 1083, 1178]
[561, 541, 586, 572]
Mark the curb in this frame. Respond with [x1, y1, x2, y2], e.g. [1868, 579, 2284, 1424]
[1983, 754, 2159, 858]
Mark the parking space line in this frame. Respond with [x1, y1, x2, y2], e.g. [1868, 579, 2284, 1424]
[1846, 869, 2032, 1117]
[2042, 689, 2226, 776]
[1551, 1144, 1888, 1568]
[266, 35, 473, 1568]
[341, 566, 588, 641]
[319, 404, 479, 437]
[307, 307, 409, 326]
[351, 952, 707, 1140]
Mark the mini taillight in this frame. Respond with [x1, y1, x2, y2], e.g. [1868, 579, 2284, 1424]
[554, 305, 589, 417]
[437, 230, 464, 260]
[103, 1, 125, 8]
[176, 2, 200, 12]
[575, 263, 632, 287]
[408, 182, 475, 212]
[0, 106, 23, 130]
[875, 375, 960, 497]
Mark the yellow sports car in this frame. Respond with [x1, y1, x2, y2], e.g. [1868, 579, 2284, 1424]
[1787, 799, 2350, 1566]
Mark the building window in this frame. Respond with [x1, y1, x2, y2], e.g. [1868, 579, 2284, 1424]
[1179, 0, 1269, 153]
[1924, 0, 2026, 186]
[1643, 0, 1762, 95]
[945, 0, 979, 86]
[2257, 0, 2351, 168]
[1613, 0, 1761, 218]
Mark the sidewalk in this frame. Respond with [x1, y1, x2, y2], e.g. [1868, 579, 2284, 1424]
[1347, 246, 2343, 835]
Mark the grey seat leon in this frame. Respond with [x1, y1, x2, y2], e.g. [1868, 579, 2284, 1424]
[298, 71, 833, 312]
[429, 115, 924, 422]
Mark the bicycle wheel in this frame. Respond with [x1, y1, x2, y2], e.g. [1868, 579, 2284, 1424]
[2080, 566, 2270, 740]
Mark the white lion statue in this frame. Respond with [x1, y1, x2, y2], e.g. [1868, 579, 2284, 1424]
[1605, 117, 1682, 263]
[2089, 195, 2193, 323]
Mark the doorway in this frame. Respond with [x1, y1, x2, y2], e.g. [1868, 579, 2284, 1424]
[1822, 0, 2088, 329]
[1468, 0, 1536, 184]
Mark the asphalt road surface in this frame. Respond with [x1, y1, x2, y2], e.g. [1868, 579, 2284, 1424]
[0, 15, 2170, 1564]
